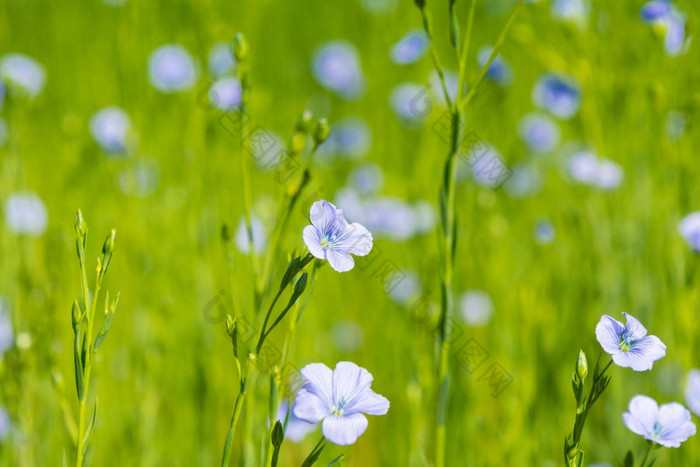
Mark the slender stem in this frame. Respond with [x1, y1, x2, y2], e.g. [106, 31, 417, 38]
[76, 270, 102, 467]
[221, 363, 254, 467]
[418, 6, 453, 108]
[459, 0, 524, 110]
[640, 442, 653, 467]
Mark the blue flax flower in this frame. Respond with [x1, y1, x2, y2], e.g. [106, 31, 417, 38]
[623, 395, 696, 447]
[303, 200, 372, 272]
[595, 313, 665, 371]
[293, 362, 389, 446]
[595, 313, 666, 371]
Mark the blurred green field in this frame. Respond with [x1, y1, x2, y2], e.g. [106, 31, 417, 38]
[0, 0, 699, 465]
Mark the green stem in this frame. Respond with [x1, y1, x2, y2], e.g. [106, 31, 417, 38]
[640, 442, 653, 467]
[418, 6, 453, 108]
[221, 363, 254, 467]
[301, 435, 327, 467]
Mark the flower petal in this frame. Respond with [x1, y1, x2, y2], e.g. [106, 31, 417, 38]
[327, 250, 355, 272]
[293, 389, 329, 424]
[657, 402, 696, 447]
[622, 312, 648, 340]
[335, 223, 373, 256]
[300, 363, 333, 407]
[303, 225, 326, 259]
[595, 315, 624, 355]
[321, 413, 368, 446]
[623, 395, 658, 437]
[630, 335, 666, 367]
[331, 362, 372, 405]
[348, 390, 390, 416]
[309, 200, 338, 234]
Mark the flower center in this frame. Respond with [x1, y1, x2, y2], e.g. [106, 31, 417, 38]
[618, 334, 634, 352]
[330, 398, 347, 417]
[320, 234, 335, 248]
[652, 421, 663, 438]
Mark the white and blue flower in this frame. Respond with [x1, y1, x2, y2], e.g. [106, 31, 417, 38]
[312, 41, 365, 99]
[390, 30, 428, 65]
[678, 212, 700, 252]
[518, 113, 560, 153]
[293, 362, 389, 446]
[0, 53, 46, 98]
[303, 200, 372, 272]
[686, 370, 700, 417]
[596, 313, 666, 371]
[4, 191, 48, 237]
[623, 395, 696, 447]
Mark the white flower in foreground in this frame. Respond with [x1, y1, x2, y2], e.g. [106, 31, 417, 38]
[89, 106, 132, 154]
[595, 313, 666, 371]
[148, 45, 197, 93]
[303, 200, 372, 272]
[685, 370, 700, 416]
[0, 53, 46, 98]
[623, 395, 696, 447]
[4, 192, 47, 237]
[293, 362, 389, 446]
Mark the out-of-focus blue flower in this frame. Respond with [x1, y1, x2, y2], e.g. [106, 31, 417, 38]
[567, 150, 623, 190]
[429, 70, 460, 107]
[532, 73, 581, 119]
[0, 118, 7, 147]
[623, 395, 696, 448]
[348, 164, 383, 195]
[4, 191, 47, 237]
[0, 406, 10, 441]
[478, 46, 512, 86]
[460, 143, 510, 189]
[596, 313, 666, 371]
[678, 212, 700, 252]
[0, 300, 13, 360]
[390, 82, 429, 125]
[518, 113, 560, 153]
[312, 41, 365, 99]
[208, 77, 241, 111]
[208, 42, 236, 77]
[89, 106, 132, 154]
[534, 218, 556, 244]
[277, 399, 316, 443]
[293, 361, 389, 446]
[551, 0, 590, 27]
[388, 271, 422, 307]
[641, 1, 687, 56]
[245, 129, 285, 170]
[303, 200, 373, 272]
[333, 118, 372, 159]
[0, 53, 46, 98]
[504, 165, 542, 199]
[118, 159, 159, 197]
[148, 45, 197, 93]
[0, 80, 5, 110]
[390, 30, 428, 65]
[363, 197, 419, 241]
[460, 290, 494, 327]
[686, 370, 700, 417]
[235, 215, 267, 255]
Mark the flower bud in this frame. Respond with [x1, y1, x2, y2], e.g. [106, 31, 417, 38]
[271, 421, 284, 447]
[102, 229, 116, 257]
[414, 0, 426, 9]
[74, 210, 87, 237]
[290, 132, 307, 155]
[225, 314, 236, 337]
[576, 349, 588, 381]
[71, 301, 81, 331]
[233, 33, 249, 62]
[313, 118, 330, 145]
[296, 110, 314, 133]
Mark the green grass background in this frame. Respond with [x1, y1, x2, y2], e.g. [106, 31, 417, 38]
[0, 0, 698, 465]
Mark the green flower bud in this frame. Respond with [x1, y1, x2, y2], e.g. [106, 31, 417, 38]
[576, 350, 588, 381]
[271, 421, 284, 447]
[296, 110, 314, 133]
[233, 33, 249, 62]
[102, 229, 116, 257]
[313, 118, 330, 145]
[225, 314, 236, 337]
[290, 132, 307, 155]
[75, 210, 86, 237]
[71, 301, 81, 331]
[414, 0, 426, 9]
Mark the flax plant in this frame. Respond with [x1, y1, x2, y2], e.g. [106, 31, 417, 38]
[219, 32, 331, 467]
[412, 1, 524, 465]
[70, 211, 120, 467]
